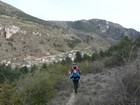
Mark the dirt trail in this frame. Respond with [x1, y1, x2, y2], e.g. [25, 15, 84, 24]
[66, 92, 75, 105]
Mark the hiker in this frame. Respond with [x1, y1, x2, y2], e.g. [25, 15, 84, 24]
[69, 63, 81, 75]
[71, 69, 80, 92]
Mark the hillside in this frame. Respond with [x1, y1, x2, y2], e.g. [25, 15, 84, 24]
[0, 1, 140, 64]
[0, 1, 110, 63]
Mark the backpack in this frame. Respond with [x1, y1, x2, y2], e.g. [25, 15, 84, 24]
[71, 70, 80, 80]
[71, 65, 79, 72]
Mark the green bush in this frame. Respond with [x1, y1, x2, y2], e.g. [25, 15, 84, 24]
[0, 64, 20, 83]
[0, 63, 70, 105]
[12, 72, 56, 105]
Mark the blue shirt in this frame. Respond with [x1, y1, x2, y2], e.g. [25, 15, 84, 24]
[71, 72, 80, 80]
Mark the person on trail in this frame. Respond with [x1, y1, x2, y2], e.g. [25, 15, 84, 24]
[69, 63, 81, 75]
[71, 70, 80, 92]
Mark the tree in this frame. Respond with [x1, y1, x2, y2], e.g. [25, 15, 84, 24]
[74, 51, 82, 62]
[83, 54, 91, 61]
[91, 52, 100, 61]
[99, 51, 105, 58]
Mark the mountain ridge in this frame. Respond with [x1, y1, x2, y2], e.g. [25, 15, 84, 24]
[52, 19, 140, 41]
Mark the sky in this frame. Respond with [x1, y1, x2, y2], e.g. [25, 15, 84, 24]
[2, 0, 140, 31]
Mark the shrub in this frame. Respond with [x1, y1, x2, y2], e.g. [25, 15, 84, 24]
[13, 72, 56, 105]
[79, 61, 93, 73]
[0, 62, 70, 105]
[0, 82, 17, 105]
[0, 64, 20, 83]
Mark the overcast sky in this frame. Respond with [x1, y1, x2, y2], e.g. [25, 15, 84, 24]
[2, 0, 140, 31]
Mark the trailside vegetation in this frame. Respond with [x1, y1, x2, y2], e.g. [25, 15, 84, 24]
[0, 63, 69, 105]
